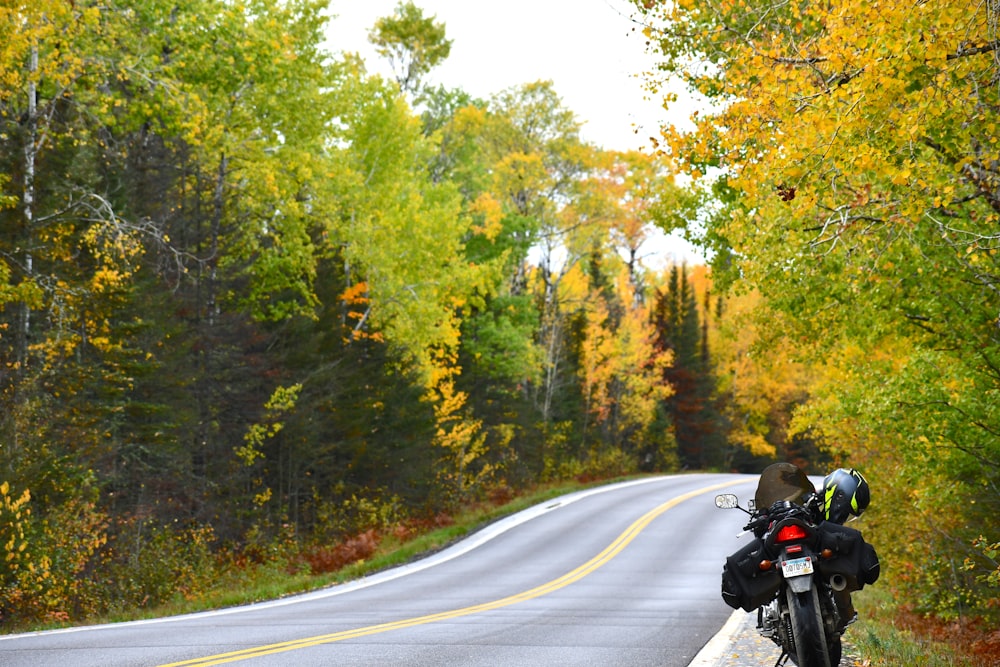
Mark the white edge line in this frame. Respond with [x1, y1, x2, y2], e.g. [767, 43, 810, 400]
[688, 608, 748, 667]
[2, 474, 687, 640]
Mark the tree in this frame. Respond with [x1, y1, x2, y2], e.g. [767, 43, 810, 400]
[578, 259, 673, 469]
[0, 0, 349, 620]
[0, 0, 131, 450]
[368, 1, 452, 95]
[419, 80, 592, 433]
[713, 290, 821, 471]
[653, 264, 724, 469]
[633, 0, 1000, 621]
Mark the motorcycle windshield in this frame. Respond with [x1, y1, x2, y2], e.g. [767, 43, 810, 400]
[754, 462, 816, 508]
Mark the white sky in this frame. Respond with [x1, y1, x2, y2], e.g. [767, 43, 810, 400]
[325, 0, 675, 150]
[324, 0, 704, 264]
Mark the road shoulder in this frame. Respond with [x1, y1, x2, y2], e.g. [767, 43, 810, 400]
[689, 609, 864, 666]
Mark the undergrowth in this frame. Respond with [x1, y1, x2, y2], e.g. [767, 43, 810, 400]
[853, 587, 999, 666]
[11, 479, 599, 633]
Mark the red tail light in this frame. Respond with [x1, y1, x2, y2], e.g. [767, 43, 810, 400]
[775, 524, 809, 543]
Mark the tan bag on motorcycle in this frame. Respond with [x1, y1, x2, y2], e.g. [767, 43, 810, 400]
[754, 461, 815, 508]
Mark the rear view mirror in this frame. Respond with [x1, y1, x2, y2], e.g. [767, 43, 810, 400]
[715, 493, 740, 509]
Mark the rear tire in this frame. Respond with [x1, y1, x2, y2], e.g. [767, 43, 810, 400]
[786, 585, 832, 667]
[829, 634, 842, 664]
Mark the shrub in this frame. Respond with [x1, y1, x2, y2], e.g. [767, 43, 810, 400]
[97, 520, 218, 614]
[301, 530, 379, 574]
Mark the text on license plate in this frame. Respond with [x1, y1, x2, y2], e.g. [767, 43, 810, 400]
[781, 556, 814, 577]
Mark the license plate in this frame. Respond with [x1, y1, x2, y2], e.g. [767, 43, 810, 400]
[781, 556, 814, 577]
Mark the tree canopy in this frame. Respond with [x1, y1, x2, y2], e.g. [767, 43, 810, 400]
[631, 0, 1000, 622]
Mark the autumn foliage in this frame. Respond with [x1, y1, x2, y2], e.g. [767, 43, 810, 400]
[7, 0, 962, 634]
[0, 0, 749, 629]
[632, 0, 1000, 631]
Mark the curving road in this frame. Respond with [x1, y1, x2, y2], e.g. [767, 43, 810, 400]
[0, 473, 756, 667]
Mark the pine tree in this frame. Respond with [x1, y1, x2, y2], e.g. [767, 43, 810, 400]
[653, 264, 725, 469]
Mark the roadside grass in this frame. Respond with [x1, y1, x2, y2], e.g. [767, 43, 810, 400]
[852, 587, 990, 666]
[57, 478, 608, 630]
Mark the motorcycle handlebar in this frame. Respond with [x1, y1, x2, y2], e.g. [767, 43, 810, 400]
[743, 514, 770, 533]
[742, 495, 822, 534]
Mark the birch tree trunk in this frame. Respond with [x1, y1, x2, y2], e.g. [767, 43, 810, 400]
[18, 44, 37, 370]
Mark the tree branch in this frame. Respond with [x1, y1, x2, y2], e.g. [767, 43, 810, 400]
[948, 41, 1000, 60]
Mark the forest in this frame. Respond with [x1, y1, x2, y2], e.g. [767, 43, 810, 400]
[0, 0, 996, 641]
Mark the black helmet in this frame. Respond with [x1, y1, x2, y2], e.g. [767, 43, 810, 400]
[822, 468, 870, 523]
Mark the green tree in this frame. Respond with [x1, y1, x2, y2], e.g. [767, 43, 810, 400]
[652, 264, 726, 469]
[368, 1, 452, 95]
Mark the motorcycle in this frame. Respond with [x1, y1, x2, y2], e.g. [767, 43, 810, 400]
[715, 463, 880, 667]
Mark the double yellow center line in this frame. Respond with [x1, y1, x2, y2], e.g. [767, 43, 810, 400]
[161, 478, 740, 666]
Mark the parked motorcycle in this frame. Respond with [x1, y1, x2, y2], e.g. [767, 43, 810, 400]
[715, 463, 880, 667]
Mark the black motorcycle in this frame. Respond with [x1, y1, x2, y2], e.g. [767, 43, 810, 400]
[715, 463, 880, 667]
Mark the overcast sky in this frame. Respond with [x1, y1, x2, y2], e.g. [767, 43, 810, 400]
[324, 0, 703, 264]
[324, 0, 682, 152]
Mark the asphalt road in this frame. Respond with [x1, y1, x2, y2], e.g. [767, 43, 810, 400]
[0, 473, 756, 667]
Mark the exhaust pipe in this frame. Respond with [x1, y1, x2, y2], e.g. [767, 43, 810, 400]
[830, 574, 848, 591]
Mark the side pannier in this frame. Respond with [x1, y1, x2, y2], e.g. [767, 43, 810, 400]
[815, 521, 881, 591]
[721, 537, 782, 611]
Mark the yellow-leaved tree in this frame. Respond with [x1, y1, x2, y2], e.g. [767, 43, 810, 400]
[632, 0, 1000, 623]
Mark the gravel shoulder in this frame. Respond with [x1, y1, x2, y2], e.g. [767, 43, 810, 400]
[695, 610, 864, 667]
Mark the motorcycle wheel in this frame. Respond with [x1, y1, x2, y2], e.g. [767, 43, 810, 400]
[786, 585, 832, 667]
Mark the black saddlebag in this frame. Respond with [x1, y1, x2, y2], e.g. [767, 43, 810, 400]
[816, 522, 880, 591]
[721, 538, 781, 611]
